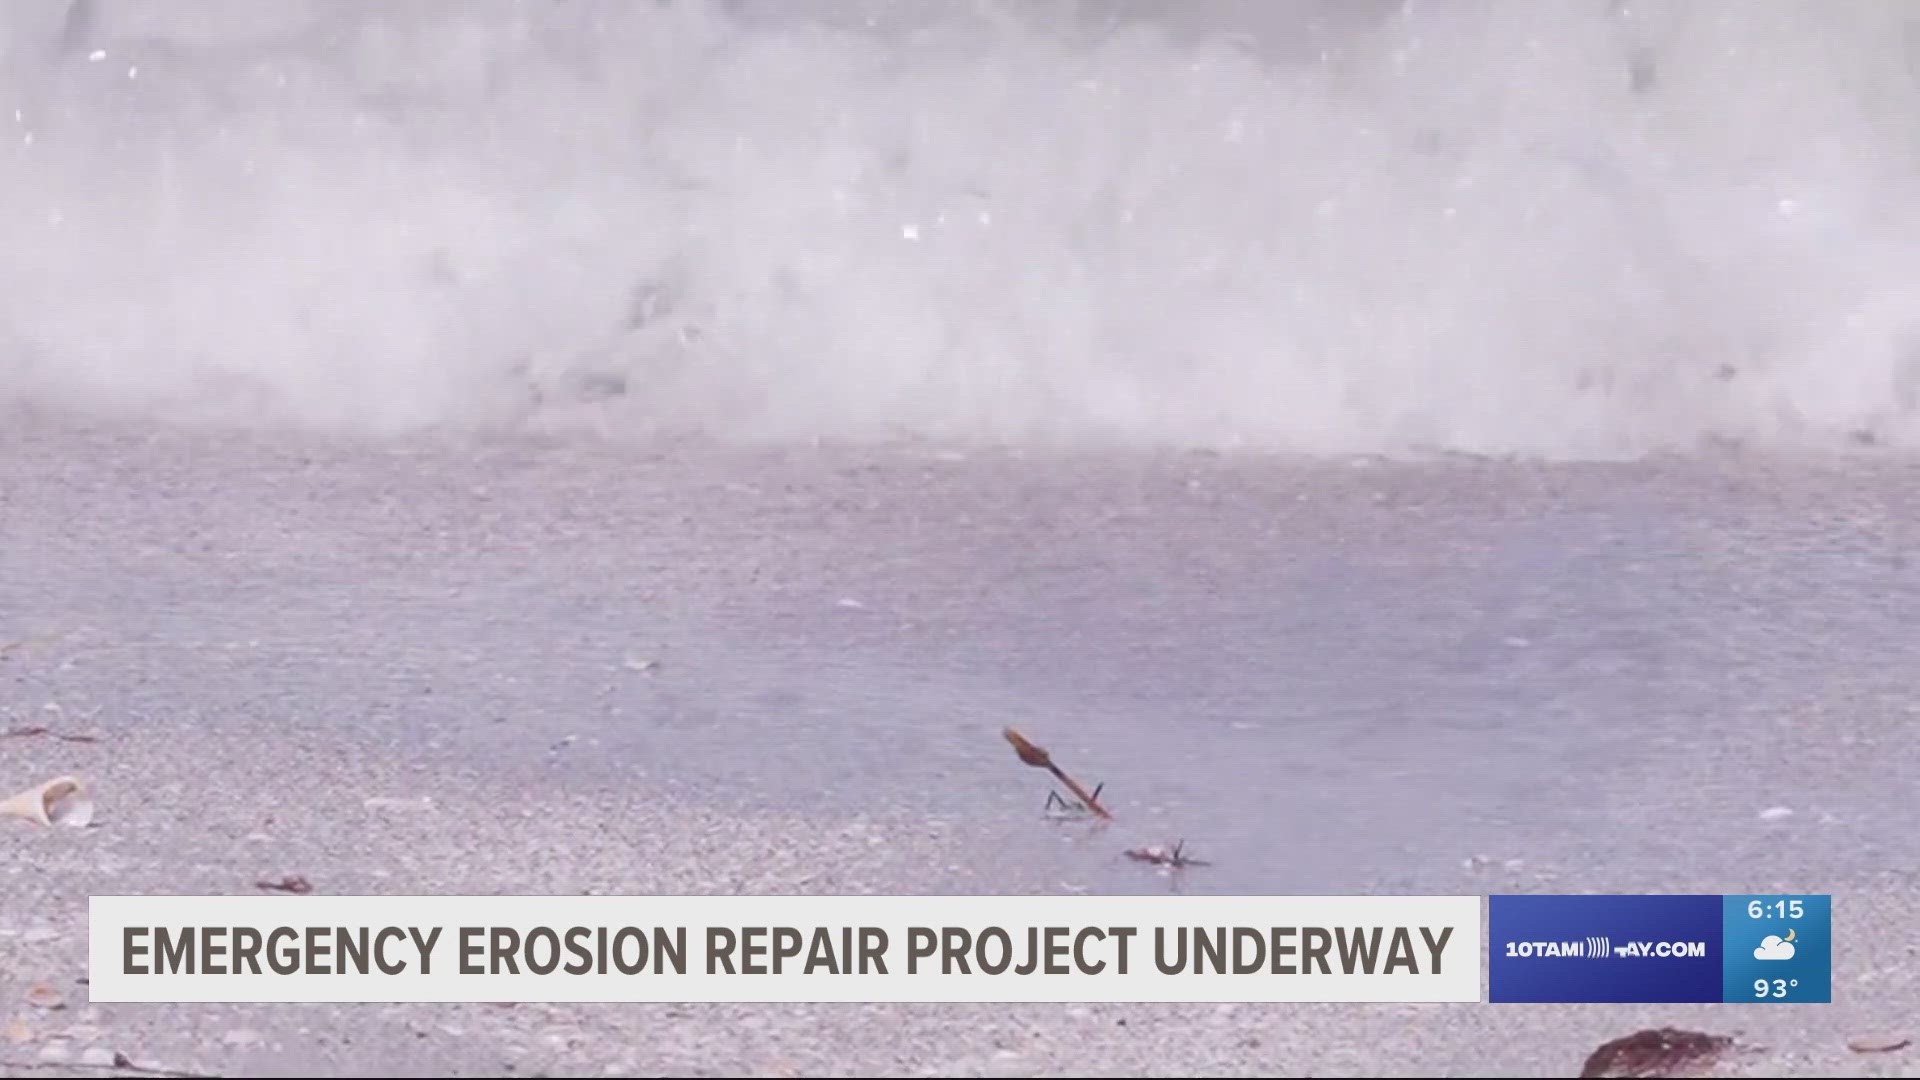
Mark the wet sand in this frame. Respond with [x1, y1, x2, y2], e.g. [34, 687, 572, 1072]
[2, 420, 1916, 1075]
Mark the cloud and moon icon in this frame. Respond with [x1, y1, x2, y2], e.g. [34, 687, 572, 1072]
[1754, 928, 1797, 961]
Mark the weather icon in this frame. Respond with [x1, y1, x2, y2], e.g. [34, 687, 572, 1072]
[1754, 929, 1798, 961]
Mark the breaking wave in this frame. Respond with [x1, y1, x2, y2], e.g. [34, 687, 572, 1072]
[5, 0, 1920, 458]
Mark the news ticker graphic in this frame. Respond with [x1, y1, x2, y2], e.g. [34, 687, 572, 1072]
[87, 893, 1834, 1004]
[1488, 894, 1831, 1003]
[88, 895, 1482, 1003]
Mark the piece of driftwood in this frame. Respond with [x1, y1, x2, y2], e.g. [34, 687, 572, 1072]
[1003, 728, 1112, 820]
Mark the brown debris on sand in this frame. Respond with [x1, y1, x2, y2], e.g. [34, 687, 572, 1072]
[2, 726, 98, 743]
[1579, 1028, 1734, 1078]
[999, 728, 1215, 877]
[1002, 727, 1112, 820]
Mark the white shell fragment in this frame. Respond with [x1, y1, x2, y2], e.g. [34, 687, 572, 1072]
[0, 776, 95, 827]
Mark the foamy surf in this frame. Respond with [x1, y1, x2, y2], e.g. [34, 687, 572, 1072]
[3, 0, 1919, 458]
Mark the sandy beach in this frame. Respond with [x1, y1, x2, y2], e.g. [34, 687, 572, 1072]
[3, 425, 1916, 1076]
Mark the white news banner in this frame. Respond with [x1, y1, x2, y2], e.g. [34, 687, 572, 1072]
[90, 894, 1484, 1003]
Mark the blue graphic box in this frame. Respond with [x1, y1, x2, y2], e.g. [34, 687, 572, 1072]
[1490, 894, 1722, 1003]
[1720, 894, 1832, 1004]
[1490, 894, 1833, 1004]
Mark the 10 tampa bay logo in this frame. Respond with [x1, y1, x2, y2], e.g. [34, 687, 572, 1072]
[1503, 936, 1708, 959]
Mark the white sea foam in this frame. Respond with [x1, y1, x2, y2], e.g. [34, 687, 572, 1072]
[4, 0, 1919, 458]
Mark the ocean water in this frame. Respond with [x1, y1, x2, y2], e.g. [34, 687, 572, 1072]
[5, 0, 1920, 458]
[2, 2, 1918, 902]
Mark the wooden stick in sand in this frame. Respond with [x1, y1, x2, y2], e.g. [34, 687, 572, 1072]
[1002, 727, 1113, 820]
